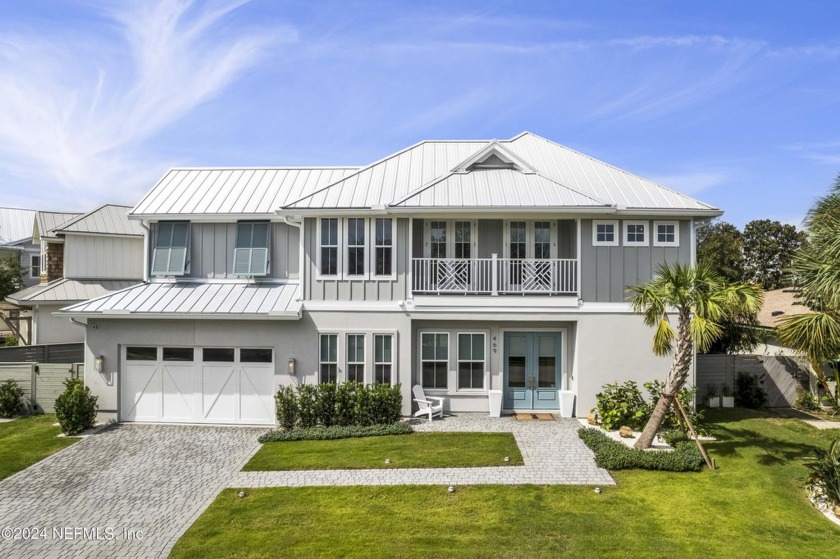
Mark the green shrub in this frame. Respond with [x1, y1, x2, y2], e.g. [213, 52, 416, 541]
[595, 381, 648, 430]
[0, 378, 25, 418]
[54, 378, 98, 436]
[658, 428, 689, 446]
[578, 427, 704, 472]
[275, 386, 298, 430]
[258, 421, 412, 443]
[335, 382, 358, 426]
[643, 380, 705, 435]
[316, 383, 337, 427]
[735, 372, 767, 409]
[370, 383, 402, 425]
[805, 439, 840, 507]
[796, 391, 821, 412]
[297, 384, 319, 428]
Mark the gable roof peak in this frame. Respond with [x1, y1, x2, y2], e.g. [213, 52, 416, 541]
[452, 140, 537, 174]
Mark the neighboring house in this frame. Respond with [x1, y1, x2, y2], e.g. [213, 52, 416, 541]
[32, 211, 83, 285]
[7, 205, 143, 344]
[0, 207, 39, 287]
[61, 133, 720, 425]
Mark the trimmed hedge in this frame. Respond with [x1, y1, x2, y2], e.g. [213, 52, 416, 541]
[276, 382, 402, 430]
[578, 427, 704, 472]
[259, 421, 413, 443]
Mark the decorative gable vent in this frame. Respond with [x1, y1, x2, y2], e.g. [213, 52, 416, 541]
[452, 141, 537, 174]
[469, 153, 516, 170]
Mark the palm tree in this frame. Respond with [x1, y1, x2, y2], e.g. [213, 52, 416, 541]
[777, 173, 840, 404]
[629, 263, 763, 449]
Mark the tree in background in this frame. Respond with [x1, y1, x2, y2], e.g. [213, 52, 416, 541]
[742, 219, 807, 290]
[0, 256, 24, 301]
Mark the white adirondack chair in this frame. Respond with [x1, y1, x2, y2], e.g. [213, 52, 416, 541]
[412, 385, 445, 422]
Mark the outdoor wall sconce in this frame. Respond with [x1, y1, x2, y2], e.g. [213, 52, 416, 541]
[94, 355, 104, 374]
[287, 358, 296, 375]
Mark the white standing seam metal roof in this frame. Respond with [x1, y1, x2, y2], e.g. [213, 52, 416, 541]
[0, 207, 36, 244]
[36, 211, 83, 239]
[283, 132, 719, 214]
[131, 167, 360, 218]
[54, 205, 144, 237]
[59, 281, 301, 319]
[5, 279, 141, 305]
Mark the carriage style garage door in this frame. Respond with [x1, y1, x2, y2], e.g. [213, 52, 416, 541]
[120, 346, 276, 425]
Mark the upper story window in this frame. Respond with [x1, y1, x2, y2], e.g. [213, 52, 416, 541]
[424, 220, 476, 259]
[624, 221, 648, 247]
[653, 221, 679, 247]
[374, 218, 393, 277]
[233, 222, 269, 276]
[30, 255, 41, 278]
[592, 220, 619, 247]
[319, 218, 339, 277]
[151, 221, 190, 276]
[346, 218, 366, 277]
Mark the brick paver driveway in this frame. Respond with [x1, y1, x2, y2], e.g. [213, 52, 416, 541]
[0, 424, 266, 559]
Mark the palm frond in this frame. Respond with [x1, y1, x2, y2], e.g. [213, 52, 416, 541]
[652, 318, 676, 356]
[777, 311, 840, 363]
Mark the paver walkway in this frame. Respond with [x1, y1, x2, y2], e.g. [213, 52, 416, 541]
[0, 424, 266, 559]
[233, 415, 614, 488]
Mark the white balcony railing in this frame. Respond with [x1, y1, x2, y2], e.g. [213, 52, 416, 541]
[412, 256, 577, 295]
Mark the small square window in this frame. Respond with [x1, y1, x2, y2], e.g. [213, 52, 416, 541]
[624, 221, 648, 247]
[592, 220, 619, 246]
[653, 221, 680, 247]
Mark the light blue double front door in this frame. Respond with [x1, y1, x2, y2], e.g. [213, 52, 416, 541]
[503, 332, 562, 410]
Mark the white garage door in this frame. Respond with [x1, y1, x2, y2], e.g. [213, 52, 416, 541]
[121, 346, 276, 425]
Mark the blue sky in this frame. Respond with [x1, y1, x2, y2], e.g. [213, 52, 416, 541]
[0, 0, 838, 228]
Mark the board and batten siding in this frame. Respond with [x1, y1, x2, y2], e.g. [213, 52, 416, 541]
[580, 219, 691, 303]
[63, 234, 143, 279]
[304, 217, 409, 302]
[149, 221, 298, 280]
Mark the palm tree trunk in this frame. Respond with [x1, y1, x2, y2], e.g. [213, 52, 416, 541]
[808, 357, 835, 403]
[635, 310, 694, 449]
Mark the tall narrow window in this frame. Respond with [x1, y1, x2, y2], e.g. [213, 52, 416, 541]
[454, 221, 471, 259]
[151, 221, 190, 276]
[430, 221, 447, 258]
[30, 255, 41, 278]
[346, 334, 365, 383]
[233, 222, 269, 276]
[509, 222, 526, 259]
[347, 218, 365, 276]
[319, 334, 338, 383]
[534, 221, 551, 259]
[374, 218, 393, 276]
[458, 333, 485, 390]
[421, 332, 448, 389]
[320, 218, 338, 276]
[374, 334, 393, 384]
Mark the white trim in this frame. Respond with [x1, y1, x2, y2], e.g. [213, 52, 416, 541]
[455, 331, 488, 392]
[689, 218, 696, 265]
[419, 331, 450, 391]
[316, 217, 341, 280]
[623, 220, 648, 247]
[575, 218, 581, 299]
[344, 217, 369, 279]
[591, 220, 619, 247]
[653, 220, 679, 247]
[371, 217, 397, 280]
[318, 332, 340, 383]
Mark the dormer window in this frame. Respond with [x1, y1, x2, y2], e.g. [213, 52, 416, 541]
[151, 221, 190, 276]
[233, 222, 270, 276]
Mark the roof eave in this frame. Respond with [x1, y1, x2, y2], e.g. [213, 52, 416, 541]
[57, 310, 302, 320]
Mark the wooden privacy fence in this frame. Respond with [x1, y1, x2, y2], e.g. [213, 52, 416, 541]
[0, 362, 82, 413]
[696, 354, 810, 407]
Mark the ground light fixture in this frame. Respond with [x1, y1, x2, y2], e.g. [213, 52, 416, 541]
[448, 486, 455, 493]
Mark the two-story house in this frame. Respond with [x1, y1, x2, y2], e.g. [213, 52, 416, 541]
[7, 205, 144, 344]
[0, 206, 39, 287]
[61, 133, 720, 425]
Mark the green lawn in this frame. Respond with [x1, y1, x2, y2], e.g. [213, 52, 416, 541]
[173, 409, 840, 559]
[0, 414, 77, 481]
[243, 432, 524, 470]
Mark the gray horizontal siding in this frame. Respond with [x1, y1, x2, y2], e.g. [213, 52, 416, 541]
[580, 219, 691, 303]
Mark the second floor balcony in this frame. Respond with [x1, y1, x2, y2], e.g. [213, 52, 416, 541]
[412, 256, 577, 296]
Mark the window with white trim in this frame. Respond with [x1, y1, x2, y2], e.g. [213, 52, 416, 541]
[653, 221, 679, 247]
[233, 222, 269, 276]
[30, 255, 41, 278]
[592, 220, 619, 247]
[624, 221, 648, 247]
[374, 334, 393, 384]
[346, 218, 366, 277]
[457, 333, 485, 390]
[421, 332, 448, 389]
[319, 218, 339, 276]
[346, 334, 365, 383]
[319, 334, 338, 383]
[430, 221, 446, 258]
[151, 221, 190, 276]
[374, 218, 393, 277]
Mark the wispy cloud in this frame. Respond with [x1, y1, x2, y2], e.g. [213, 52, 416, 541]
[0, 0, 294, 209]
[784, 140, 840, 165]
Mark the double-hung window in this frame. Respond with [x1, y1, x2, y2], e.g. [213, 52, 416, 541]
[374, 218, 393, 277]
[152, 221, 190, 276]
[319, 334, 338, 383]
[457, 333, 485, 390]
[421, 332, 448, 389]
[319, 218, 339, 276]
[653, 221, 679, 247]
[346, 334, 365, 383]
[374, 334, 393, 384]
[346, 218, 366, 277]
[233, 222, 269, 276]
[592, 220, 619, 247]
[30, 255, 41, 278]
[624, 221, 648, 247]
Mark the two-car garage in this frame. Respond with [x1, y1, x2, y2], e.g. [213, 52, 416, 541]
[120, 346, 276, 425]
